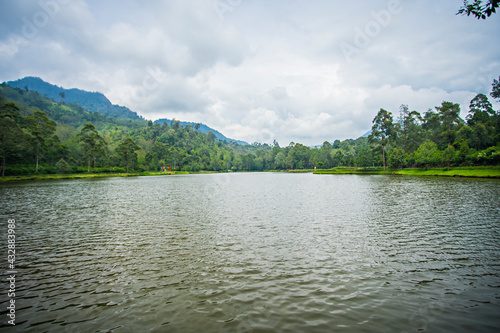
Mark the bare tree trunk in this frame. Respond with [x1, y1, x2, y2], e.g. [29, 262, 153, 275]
[2, 153, 5, 178]
[382, 146, 386, 170]
[35, 141, 39, 172]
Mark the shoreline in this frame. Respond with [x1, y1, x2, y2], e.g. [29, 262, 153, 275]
[1, 166, 499, 182]
[313, 166, 500, 179]
[0, 171, 187, 182]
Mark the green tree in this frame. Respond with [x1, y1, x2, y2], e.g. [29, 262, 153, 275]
[470, 123, 491, 150]
[320, 141, 333, 168]
[116, 137, 141, 173]
[55, 158, 71, 173]
[414, 141, 441, 167]
[466, 93, 494, 126]
[171, 119, 181, 131]
[78, 123, 107, 172]
[458, 141, 470, 163]
[436, 101, 463, 148]
[290, 143, 310, 169]
[422, 109, 441, 143]
[207, 131, 216, 144]
[455, 125, 473, 145]
[0, 102, 23, 121]
[492, 76, 500, 100]
[387, 147, 406, 169]
[274, 151, 286, 169]
[332, 150, 344, 167]
[442, 145, 456, 169]
[354, 145, 373, 167]
[398, 104, 410, 153]
[152, 142, 169, 162]
[406, 110, 425, 153]
[0, 116, 25, 177]
[25, 110, 56, 172]
[369, 108, 395, 170]
[210, 152, 222, 171]
[242, 153, 255, 171]
[457, 0, 499, 19]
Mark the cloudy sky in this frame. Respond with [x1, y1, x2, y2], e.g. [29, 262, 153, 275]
[1, 0, 499, 145]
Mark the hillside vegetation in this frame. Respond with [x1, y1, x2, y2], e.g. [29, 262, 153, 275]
[0, 76, 499, 178]
[7, 77, 143, 120]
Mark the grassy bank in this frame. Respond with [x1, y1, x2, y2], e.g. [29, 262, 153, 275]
[3, 167, 499, 182]
[313, 166, 500, 178]
[270, 169, 314, 173]
[0, 171, 185, 182]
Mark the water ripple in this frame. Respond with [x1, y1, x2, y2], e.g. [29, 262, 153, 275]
[0, 174, 499, 332]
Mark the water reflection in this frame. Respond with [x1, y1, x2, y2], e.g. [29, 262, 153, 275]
[0, 174, 499, 332]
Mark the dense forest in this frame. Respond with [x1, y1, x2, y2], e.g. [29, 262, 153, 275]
[0, 77, 499, 177]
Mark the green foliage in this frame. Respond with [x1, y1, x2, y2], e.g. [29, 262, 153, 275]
[467, 93, 495, 126]
[0, 114, 26, 177]
[78, 123, 108, 172]
[25, 110, 57, 172]
[476, 145, 500, 164]
[437, 101, 463, 147]
[415, 141, 441, 167]
[369, 108, 395, 169]
[1, 76, 499, 177]
[55, 158, 71, 173]
[442, 145, 456, 169]
[457, 0, 499, 19]
[387, 148, 406, 169]
[492, 76, 500, 100]
[354, 146, 373, 167]
[6, 77, 143, 120]
[315, 166, 500, 178]
[116, 137, 141, 173]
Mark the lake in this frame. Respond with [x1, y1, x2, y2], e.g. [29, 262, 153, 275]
[1, 173, 499, 332]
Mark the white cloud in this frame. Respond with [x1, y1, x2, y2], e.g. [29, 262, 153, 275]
[1, 0, 499, 145]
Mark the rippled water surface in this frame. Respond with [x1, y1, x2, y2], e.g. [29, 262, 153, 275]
[1, 173, 500, 332]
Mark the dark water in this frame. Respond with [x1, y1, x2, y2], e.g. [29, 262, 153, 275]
[1, 173, 499, 332]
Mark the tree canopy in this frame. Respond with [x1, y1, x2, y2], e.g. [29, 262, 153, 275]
[78, 123, 108, 172]
[0, 78, 499, 177]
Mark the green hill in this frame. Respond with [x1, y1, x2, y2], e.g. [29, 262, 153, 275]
[1, 76, 498, 178]
[155, 118, 248, 145]
[6, 76, 143, 120]
[6, 77, 247, 145]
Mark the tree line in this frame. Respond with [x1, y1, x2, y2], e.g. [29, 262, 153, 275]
[0, 78, 499, 177]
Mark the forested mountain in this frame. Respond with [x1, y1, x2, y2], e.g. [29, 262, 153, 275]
[6, 77, 246, 145]
[155, 118, 248, 145]
[0, 76, 499, 177]
[6, 77, 143, 120]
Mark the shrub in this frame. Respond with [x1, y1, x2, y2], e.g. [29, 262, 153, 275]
[387, 148, 406, 169]
[414, 141, 441, 167]
[56, 159, 72, 173]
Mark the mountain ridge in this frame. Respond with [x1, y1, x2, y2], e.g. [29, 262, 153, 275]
[6, 76, 143, 120]
[155, 119, 248, 145]
[5, 76, 247, 145]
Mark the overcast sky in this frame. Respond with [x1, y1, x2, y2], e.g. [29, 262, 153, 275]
[1, 0, 499, 145]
